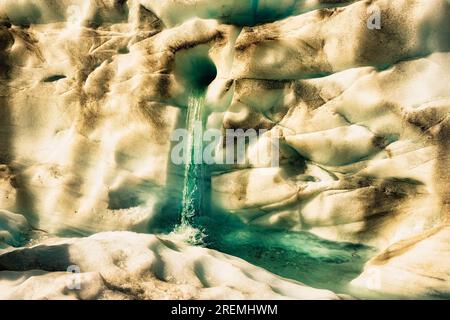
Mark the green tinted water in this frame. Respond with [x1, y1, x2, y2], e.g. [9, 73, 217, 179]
[197, 213, 376, 295]
[180, 92, 204, 226]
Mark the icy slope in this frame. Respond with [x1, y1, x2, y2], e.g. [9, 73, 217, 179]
[350, 224, 450, 299]
[215, 52, 450, 247]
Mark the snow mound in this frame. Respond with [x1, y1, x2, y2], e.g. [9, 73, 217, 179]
[0, 231, 343, 299]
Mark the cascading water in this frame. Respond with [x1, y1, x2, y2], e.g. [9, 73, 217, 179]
[181, 92, 204, 224]
[173, 90, 206, 244]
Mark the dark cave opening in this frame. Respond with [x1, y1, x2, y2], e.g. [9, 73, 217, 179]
[173, 46, 217, 91]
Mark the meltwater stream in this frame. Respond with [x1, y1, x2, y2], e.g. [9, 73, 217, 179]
[181, 92, 204, 224]
[170, 91, 375, 295]
[173, 91, 206, 244]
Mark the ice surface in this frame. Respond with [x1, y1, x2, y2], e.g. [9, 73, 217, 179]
[0, 0, 449, 299]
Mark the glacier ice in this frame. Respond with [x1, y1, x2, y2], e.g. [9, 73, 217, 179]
[0, 0, 449, 299]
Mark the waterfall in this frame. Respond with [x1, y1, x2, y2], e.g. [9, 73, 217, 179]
[174, 90, 206, 244]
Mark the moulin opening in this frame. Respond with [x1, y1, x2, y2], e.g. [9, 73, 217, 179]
[173, 45, 217, 92]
